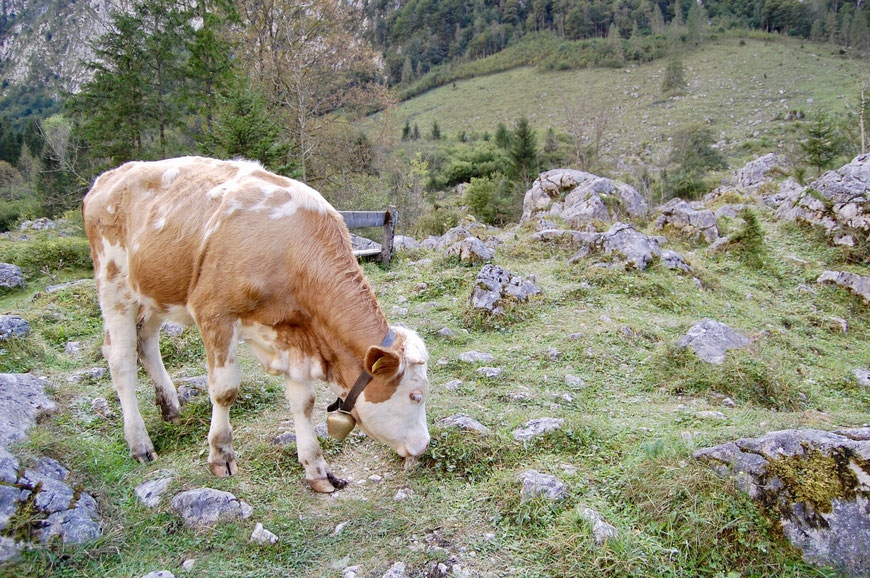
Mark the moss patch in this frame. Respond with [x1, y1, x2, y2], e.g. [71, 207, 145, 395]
[766, 447, 859, 514]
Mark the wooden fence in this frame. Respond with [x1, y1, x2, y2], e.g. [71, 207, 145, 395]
[338, 205, 397, 266]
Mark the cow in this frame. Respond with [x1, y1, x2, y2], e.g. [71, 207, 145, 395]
[82, 156, 431, 493]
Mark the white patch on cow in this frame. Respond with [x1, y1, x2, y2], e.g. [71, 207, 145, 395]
[239, 322, 326, 381]
[162, 167, 180, 188]
[267, 180, 332, 220]
[97, 240, 129, 281]
[231, 159, 264, 179]
[153, 217, 166, 230]
[106, 204, 116, 215]
[207, 185, 226, 199]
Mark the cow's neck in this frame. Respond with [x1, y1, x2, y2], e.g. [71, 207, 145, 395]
[306, 267, 389, 395]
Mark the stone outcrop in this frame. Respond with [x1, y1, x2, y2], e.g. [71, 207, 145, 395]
[521, 169, 649, 226]
[676, 319, 751, 364]
[694, 428, 870, 576]
[444, 237, 494, 263]
[512, 417, 564, 441]
[734, 153, 793, 190]
[517, 470, 567, 500]
[437, 415, 489, 433]
[817, 270, 870, 304]
[566, 223, 661, 271]
[654, 198, 719, 243]
[469, 265, 541, 315]
[170, 488, 253, 527]
[775, 153, 870, 246]
[0, 315, 29, 341]
[0, 264, 25, 291]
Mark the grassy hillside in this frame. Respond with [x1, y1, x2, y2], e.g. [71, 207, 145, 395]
[384, 35, 869, 169]
[0, 202, 868, 575]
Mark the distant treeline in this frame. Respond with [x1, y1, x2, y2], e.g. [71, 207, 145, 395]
[365, 0, 870, 86]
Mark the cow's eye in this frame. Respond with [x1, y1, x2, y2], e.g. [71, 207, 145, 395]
[410, 391, 423, 403]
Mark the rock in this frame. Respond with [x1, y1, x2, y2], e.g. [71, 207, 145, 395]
[426, 227, 473, 251]
[19, 218, 56, 231]
[576, 507, 620, 545]
[722, 397, 737, 408]
[44, 279, 92, 294]
[459, 351, 495, 364]
[0, 315, 30, 340]
[394, 489, 414, 501]
[0, 373, 56, 449]
[565, 375, 585, 389]
[19, 469, 74, 513]
[567, 222, 662, 271]
[161, 323, 185, 337]
[512, 417, 564, 441]
[735, 153, 793, 189]
[694, 428, 870, 576]
[250, 522, 279, 545]
[521, 169, 649, 226]
[170, 488, 253, 527]
[135, 472, 174, 508]
[442, 379, 462, 391]
[391, 306, 408, 317]
[661, 250, 691, 272]
[182, 559, 196, 571]
[469, 264, 541, 315]
[91, 397, 115, 419]
[535, 218, 560, 231]
[654, 199, 719, 243]
[33, 457, 69, 481]
[141, 572, 175, 578]
[476, 366, 502, 378]
[349, 233, 381, 253]
[343, 565, 362, 578]
[714, 204, 753, 220]
[64, 341, 82, 356]
[272, 431, 297, 445]
[546, 347, 561, 360]
[676, 319, 751, 365]
[382, 561, 407, 578]
[39, 503, 101, 543]
[763, 178, 804, 208]
[817, 271, 870, 303]
[437, 327, 454, 337]
[437, 414, 489, 433]
[0, 263, 25, 291]
[0, 449, 18, 484]
[775, 153, 870, 242]
[394, 235, 422, 251]
[80, 367, 106, 381]
[696, 410, 727, 420]
[0, 484, 18, 531]
[0, 536, 21, 562]
[517, 470, 567, 500]
[853, 369, 870, 388]
[444, 237, 495, 263]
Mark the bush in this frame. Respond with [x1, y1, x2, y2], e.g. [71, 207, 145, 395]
[0, 235, 93, 276]
[415, 204, 461, 237]
[427, 140, 511, 191]
[0, 198, 40, 232]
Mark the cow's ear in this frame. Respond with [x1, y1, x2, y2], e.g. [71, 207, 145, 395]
[365, 345, 401, 379]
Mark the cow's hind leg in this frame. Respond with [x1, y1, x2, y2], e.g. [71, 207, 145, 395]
[98, 283, 156, 461]
[284, 379, 345, 493]
[137, 314, 181, 423]
[199, 317, 240, 477]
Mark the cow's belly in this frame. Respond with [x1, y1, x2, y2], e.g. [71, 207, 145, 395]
[239, 322, 325, 383]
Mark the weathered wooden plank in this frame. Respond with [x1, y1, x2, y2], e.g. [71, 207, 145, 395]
[352, 248, 382, 258]
[339, 211, 387, 228]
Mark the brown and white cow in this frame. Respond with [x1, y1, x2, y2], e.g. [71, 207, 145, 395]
[82, 156, 430, 492]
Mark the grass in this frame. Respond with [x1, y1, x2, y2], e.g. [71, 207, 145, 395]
[0, 201, 867, 576]
[374, 35, 870, 178]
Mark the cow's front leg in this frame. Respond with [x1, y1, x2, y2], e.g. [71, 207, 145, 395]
[201, 318, 240, 477]
[284, 378, 345, 492]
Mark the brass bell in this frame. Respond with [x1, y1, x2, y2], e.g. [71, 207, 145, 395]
[326, 411, 356, 441]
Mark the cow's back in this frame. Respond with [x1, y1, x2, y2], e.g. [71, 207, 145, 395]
[83, 156, 346, 316]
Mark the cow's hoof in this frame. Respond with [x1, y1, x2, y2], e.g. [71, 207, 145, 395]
[133, 450, 158, 463]
[327, 472, 348, 490]
[209, 459, 238, 477]
[307, 477, 336, 493]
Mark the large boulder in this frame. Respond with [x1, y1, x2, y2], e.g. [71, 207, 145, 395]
[0, 374, 56, 449]
[444, 237, 494, 263]
[0, 315, 30, 341]
[654, 198, 719, 243]
[817, 271, 870, 304]
[734, 153, 793, 189]
[469, 265, 541, 315]
[521, 169, 649, 226]
[694, 428, 870, 576]
[0, 264, 25, 291]
[171, 488, 253, 526]
[676, 319, 751, 364]
[775, 153, 870, 245]
[567, 222, 661, 271]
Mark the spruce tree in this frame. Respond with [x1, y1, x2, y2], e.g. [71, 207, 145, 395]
[801, 110, 838, 176]
[430, 121, 441, 140]
[508, 116, 538, 183]
[686, 1, 707, 48]
[662, 54, 687, 96]
[850, 9, 869, 56]
[401, 120, 411, 141]
[401, 56, 414, 84]
[412, 123, 420, 140]
[494, 122, 512, 149]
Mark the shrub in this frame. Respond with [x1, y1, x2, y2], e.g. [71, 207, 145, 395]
[0, 235, 93, 276]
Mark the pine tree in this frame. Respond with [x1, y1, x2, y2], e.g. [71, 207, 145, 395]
[401, 56, 414, 84]
[651, 4, 666, 34]
[430, 121, 441, 140]
[494, 122, 512, 149]
[686, 1, 707, 48]
[661, 54, 687, 96]
[185, 0, 237, 133]
[849, 9, 869, 56]
[412, 123, 420, 140]
[508, 116, 538, 183]
[606, 24, 625, 66]
[401, 120, 411, 141]
[801, 110, 838, 176]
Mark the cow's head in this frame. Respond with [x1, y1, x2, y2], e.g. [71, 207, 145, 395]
[352, 326, 431, 458]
